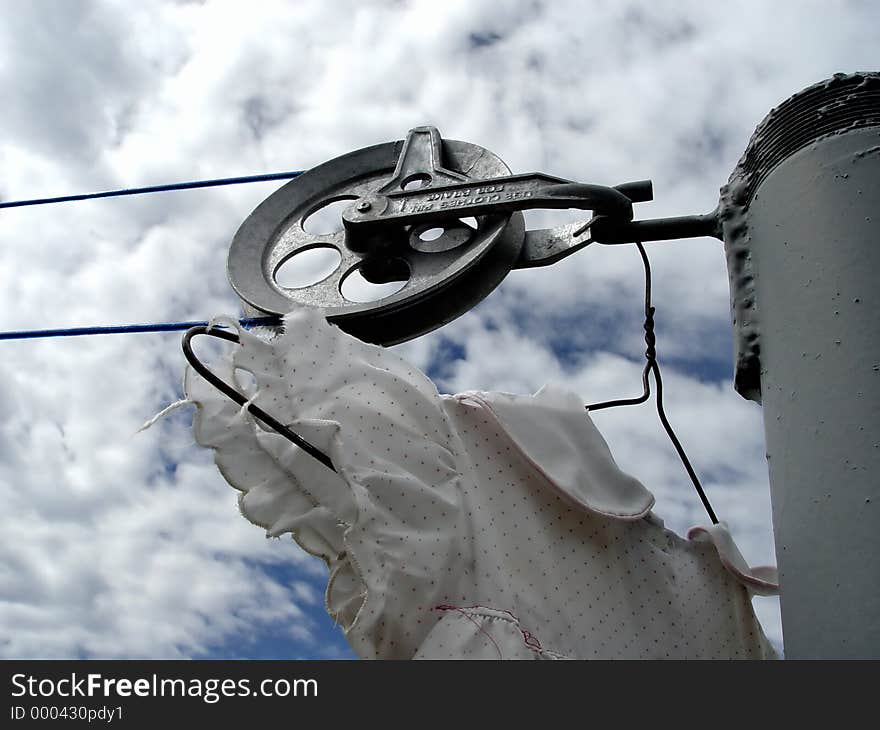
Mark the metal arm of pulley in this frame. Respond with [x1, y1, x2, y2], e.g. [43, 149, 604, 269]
[514, 206, 722, 270]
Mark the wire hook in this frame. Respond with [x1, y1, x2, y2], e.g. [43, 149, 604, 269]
[181, 325, 336, 473]
[586, 243, 719, 524]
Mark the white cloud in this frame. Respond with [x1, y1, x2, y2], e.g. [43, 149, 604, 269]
[1, 0, 876, 658]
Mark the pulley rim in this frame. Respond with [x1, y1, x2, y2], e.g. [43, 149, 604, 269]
[228, 135, 524, 345]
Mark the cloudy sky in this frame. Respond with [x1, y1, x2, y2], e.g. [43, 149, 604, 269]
[0, 0, 876, 659]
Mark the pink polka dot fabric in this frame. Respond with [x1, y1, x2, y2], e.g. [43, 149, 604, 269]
[185, 308, 778, 660]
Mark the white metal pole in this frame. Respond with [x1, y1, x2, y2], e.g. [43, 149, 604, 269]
[721, 73, 880, 658]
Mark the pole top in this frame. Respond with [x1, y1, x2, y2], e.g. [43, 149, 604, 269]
[720, 72, 880, 402]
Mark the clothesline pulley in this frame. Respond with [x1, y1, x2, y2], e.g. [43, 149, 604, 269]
[226, 125, 719, 346]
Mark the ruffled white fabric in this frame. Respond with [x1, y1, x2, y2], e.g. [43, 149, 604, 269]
[184, 307, 778, 660]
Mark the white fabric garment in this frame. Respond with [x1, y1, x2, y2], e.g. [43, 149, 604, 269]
[184, 308, 779, 660]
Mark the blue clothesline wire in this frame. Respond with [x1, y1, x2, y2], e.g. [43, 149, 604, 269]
[0, 317, 281, 341]
[0, 170, 304, 209]
[0, 169, 303, 339]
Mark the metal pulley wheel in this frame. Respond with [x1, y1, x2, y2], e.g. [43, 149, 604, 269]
[228, 127, 525, 345]
[229, 125, 662, 345]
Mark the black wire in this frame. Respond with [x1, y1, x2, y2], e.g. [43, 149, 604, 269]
[182, 325, 336, 474]
[586, 243, 718, 524]
[648, 358, 718, 524]
[585, 243, 654, 410]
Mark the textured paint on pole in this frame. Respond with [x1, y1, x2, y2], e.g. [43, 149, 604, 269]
[720, 73, 880, 658]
